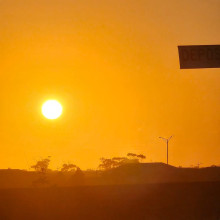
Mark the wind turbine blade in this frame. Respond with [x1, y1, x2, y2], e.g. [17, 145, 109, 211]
[159, 137, 167, 141]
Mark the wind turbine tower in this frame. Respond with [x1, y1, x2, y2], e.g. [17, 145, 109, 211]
[159, 136, 173, 165]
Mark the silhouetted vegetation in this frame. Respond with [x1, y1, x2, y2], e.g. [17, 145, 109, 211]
[31, 157, 51, 187]
[61, 163, 77, 172]
[31, 157, 51, 173]
[98, 153, 146, 170]
[127, 153, 146, 162]
[0, 155, 219, 189]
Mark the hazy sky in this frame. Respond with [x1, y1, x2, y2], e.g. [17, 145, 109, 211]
[0, 0, 219, 169]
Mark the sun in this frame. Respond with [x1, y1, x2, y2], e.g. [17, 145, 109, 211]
[42, 100, 63, 120]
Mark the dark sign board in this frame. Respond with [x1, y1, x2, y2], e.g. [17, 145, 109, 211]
[178, 45, 220, 69]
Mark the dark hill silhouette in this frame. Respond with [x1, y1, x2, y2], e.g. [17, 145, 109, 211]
[0, 163, 219, 188]
[96, 163, 220, 185]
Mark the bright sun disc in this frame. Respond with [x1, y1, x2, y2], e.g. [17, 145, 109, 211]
[42, 100, 62, 119]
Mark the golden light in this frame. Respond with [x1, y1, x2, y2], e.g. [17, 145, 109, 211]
[42, 100, 63, 120]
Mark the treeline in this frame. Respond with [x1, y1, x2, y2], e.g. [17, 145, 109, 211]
[99, 153, 146, 170]
[30, 153, 146, 173]
[29, 153, 146, 187]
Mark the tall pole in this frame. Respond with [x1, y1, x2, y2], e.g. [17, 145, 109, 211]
[159, 136, 172, 165]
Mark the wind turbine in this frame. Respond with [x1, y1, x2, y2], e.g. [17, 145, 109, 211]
[159, 136, 173, 165]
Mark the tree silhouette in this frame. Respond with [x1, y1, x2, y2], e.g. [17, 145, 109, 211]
[31, 157, 51, 187]
[127, 153, 137, 157]
[98, 158, 117, 170]
[137, 154, 146, 162]
[127, 153, 146, 162]
[98, 154, 144, 171]
[31, 157, 50, 173]
[61, 163, 77, 172]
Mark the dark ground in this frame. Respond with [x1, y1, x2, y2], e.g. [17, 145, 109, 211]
[0, 181, 219, 220]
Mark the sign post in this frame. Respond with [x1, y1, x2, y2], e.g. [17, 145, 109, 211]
[178, 45, 220, 69]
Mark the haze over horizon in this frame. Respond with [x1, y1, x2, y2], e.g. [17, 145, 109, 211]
[0, 0, 219, 170]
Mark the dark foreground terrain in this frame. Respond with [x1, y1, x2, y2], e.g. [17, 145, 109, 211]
[0, 182, 219, 220]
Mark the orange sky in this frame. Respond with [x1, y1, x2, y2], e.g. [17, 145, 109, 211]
[0, 0, 219, 170]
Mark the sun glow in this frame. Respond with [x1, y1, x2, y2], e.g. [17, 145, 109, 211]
[42, 100, 63, 119]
